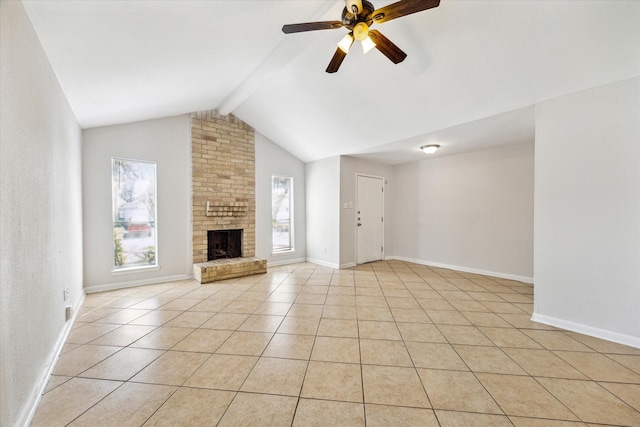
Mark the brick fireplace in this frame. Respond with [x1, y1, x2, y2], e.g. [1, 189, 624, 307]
[191, 110, 266, 283]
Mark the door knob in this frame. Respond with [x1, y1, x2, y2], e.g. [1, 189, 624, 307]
[357, 223, 362, 226]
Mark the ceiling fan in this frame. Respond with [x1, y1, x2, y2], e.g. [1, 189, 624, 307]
[282, 0, 440, 73]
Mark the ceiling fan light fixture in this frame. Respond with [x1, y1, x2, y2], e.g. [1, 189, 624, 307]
[282, 0, 441, 73]
[361, 35, 376, 54]
[421, 144, 440, 154]
[337, 33, 354, 53]
[353, 22, 369, 41]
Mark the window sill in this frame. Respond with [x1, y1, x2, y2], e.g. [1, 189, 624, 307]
[271, 250, 295, 256]
[111, 265, 160, 275]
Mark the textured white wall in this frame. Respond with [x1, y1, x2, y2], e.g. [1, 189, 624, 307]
[255, 132, 306, 265]
[534, 77, 640, 346]
[305, 157, 341, 268]
[82, 115, 192, 291]
[391, 142, 534, 281]
[0, 2, 83, 425]
[339, 156, 395, 267]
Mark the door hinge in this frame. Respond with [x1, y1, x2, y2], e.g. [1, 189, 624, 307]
[381, 216, 384, 222]
[381, 246, 384, 252]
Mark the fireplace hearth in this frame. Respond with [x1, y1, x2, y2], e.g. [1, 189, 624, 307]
[208, 229, 242, 261]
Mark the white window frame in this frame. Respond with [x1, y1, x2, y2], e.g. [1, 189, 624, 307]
[111, 157, 158, 272]
[271, 175, 294, 254]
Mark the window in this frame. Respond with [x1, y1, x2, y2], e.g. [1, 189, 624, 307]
[272, 175, 293, 252]
[112, 158, 157, 270]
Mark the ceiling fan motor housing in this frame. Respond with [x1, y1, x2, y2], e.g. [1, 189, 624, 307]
[342, 0, 375, 29]
[346, 0, 363, 14]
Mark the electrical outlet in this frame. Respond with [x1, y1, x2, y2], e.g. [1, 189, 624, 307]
[323, 246, 327, 253]
[63, 288, 69, 301]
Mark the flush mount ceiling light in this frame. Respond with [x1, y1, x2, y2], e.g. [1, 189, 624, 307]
[421, 144, 440, 154]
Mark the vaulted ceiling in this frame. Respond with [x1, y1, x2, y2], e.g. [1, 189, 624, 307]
[23, 1, 640, 164]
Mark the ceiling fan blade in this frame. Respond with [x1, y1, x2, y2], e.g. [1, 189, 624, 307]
[282, 21, 343, 34]
[368, 30, 407, 64]
[371, 0, 439, 24]
[326, 47, 347, 73]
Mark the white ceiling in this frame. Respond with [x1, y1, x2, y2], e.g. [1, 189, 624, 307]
[23, 1, 640, 164]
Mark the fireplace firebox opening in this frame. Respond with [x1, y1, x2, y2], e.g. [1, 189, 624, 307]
[208, 229, 243, 261]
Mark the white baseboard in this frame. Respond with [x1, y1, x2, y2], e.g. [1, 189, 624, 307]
[16, 291, 86, 427]
[267, 257, 307, 267]
[84, 274, 191, 294]
[339, 262, 357, 269]
[305, 258, 340, 270]
[388, 256, 534, 284]
[531, 313, 640, 349]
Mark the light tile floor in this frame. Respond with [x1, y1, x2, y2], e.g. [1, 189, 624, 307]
[32, 260, 640, 426]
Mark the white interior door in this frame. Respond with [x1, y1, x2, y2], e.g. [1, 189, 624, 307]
[356, 175, 384, 264]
